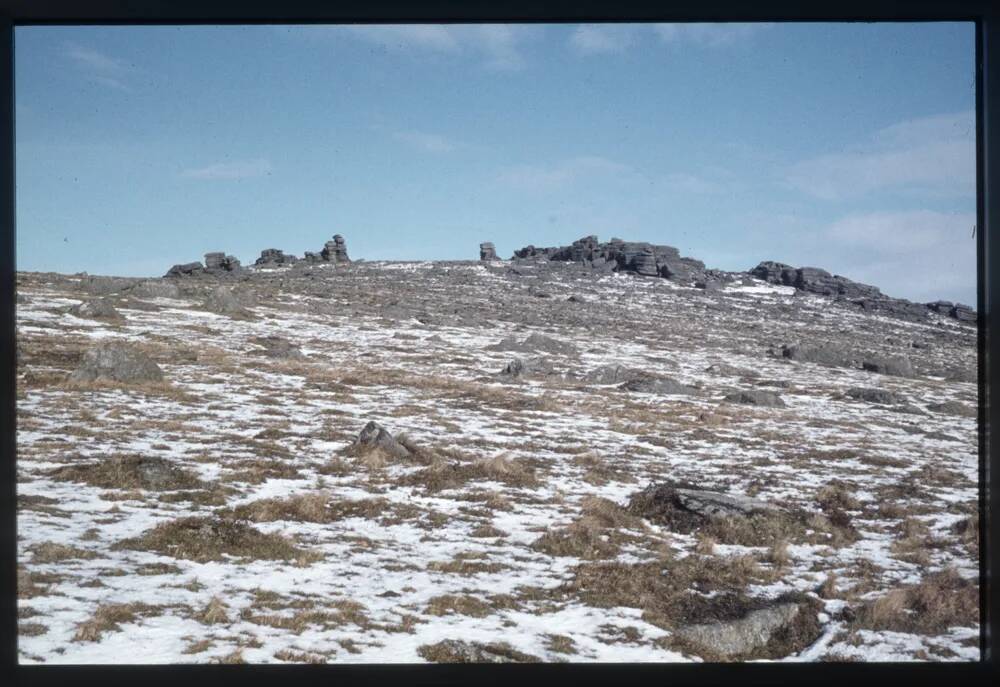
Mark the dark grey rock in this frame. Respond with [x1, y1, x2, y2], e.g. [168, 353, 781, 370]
[479, 242, 497, 261]
[861, 355, 914, 378]
[204, 286, 256, 318]
[69, 341, 163, 384]
[166, 262, 206, 278]
[497, 356, 554, 379]
[673, 602, 804, 659]
[320, 235, 351, 263]
[846, 387, 901, 405]
[723, 390, 786, 408]
[351, 421, 411, 459]
[584, 364, 639, 385]
[487, 333, 578, 356]
[782, 343, 853, 368]
[252, 336, 305, 360]
[619, 375, 696, 395]
[68, 298, 122, 321]
[129, 280, 181, 299]
[927, 400, 977, 417]
[627, 482, 781, 533]
[255, 248, 298, 266]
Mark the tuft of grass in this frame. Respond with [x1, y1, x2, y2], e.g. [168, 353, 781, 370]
[29, 542, 96, 564]
[197, 596, 230, 625]
[73, 602, 158, 642]
[851, 567, 979, 634]
[402, 453, 538, 493]
[424, 594, 495, 618]
[113, 515, 316, 564]
[48, 454, 205, 491]
[417, 639, 541, 663]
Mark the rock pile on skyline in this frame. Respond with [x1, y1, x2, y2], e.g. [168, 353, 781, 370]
[255, 248, 299, 266]
[166, 251, 241, 277]
[479, 242, 497, 261]
[751, 261, 975, 324]
[511, 235, 709, 284]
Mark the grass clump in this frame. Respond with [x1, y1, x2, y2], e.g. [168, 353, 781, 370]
[851, 567, 979, 634]
[113, 515, 315, 564]
[73, 602, 159, 642]
[417, 639, 541, 663]
[29, 542, 97, 564]
[48, 454, 205, 491]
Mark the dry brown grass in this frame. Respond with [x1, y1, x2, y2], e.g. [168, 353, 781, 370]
[73, 602, 160, 642]
[240, 597, 370, 634]
[29, 542, 96, 564]
[273, 649, 328, 664]
[113, 515, 316, 564]
[417, 640, 541, 663]
[427, 552, 507, 575]
[197, 596, 230, 625]
[402, 453, 539, 493]
[424, 594, 495, 618]
[851, 567, 979, 634]
[48, 454, 205, 491]
[543, 634, 578, 655]
[566, 551, 773, 634]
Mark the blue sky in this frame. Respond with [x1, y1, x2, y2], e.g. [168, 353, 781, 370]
[15, 22, 976, 304]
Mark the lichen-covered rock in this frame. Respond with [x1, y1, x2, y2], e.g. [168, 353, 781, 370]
[69, 341, 163, 384]
[673, 601, 815, 660]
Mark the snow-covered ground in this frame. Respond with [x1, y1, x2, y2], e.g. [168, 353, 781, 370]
[15, 262, 980, 663]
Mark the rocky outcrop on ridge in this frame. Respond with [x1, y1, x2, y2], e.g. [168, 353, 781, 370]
[512, 234, 709, 285]
[750, 261, 974, 325]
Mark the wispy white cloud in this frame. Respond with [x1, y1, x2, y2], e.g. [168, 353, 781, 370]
[822, 209, 976, 302]
[661, 172, 723, 195]
[63, 42, 136, 91]
[335, 24, 540, 71]
[499, 156, 632, 191]
[569, 24, 637, 56]
[652, 23, 774, 47]
[392, 130, 457, 154]
[181, 158, 273, 180]
[785, 110, 975, 200]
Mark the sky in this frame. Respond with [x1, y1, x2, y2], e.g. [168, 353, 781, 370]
[15, 22, 976, 305]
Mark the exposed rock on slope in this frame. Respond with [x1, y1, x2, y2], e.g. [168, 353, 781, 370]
[69, 341, 163, 384]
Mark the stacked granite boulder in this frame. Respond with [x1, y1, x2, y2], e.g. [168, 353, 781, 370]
[479, 242, 497, 261]
[255, 248, 298, 266]
[204, 252, 241, 273]
[322, 235, 350, 263]
[510, 234, 707, 283]
[304, 235, 351, 264]
[750, 261, 975, 325]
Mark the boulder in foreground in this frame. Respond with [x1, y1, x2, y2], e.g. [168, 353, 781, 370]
[69, 341, 163, 384]
[348, 421, 412, 460]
